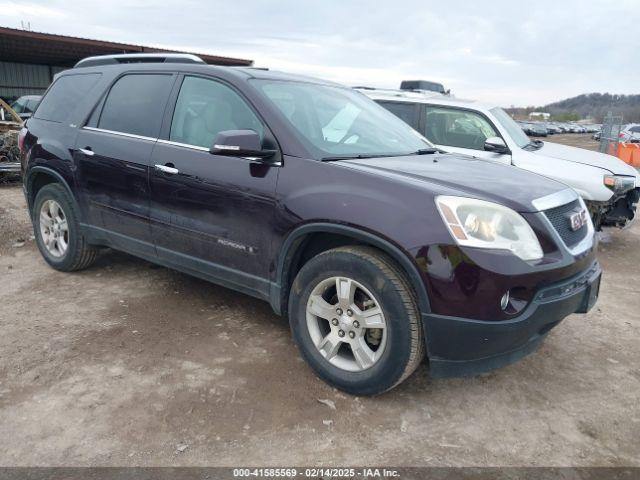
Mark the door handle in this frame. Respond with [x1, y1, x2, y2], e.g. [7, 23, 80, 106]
[78, 147, 94, 156]
[155, 164, 179, 175]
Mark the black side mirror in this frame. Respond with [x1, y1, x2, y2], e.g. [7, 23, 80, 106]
[210, 130, 276, 161]
[484, 136, 510, 154]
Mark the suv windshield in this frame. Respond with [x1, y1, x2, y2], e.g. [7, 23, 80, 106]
[491, 107, 531, 149]
[254, 80, 432, 159]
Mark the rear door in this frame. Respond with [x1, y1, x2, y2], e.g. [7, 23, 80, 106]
[75, 73, 175, 257]
[423, 105, 511, 165]
[148, 74, 279, 294]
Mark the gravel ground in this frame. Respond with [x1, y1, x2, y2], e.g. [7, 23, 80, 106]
[0, 134, 639, 467]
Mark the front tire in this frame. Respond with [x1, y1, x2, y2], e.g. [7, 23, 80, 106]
[33, 183, 98, 271]
[289, 246, 425, 396]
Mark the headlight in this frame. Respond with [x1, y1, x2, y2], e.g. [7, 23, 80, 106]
[436, 196, 543, 261]
[603, 175, 635, 193]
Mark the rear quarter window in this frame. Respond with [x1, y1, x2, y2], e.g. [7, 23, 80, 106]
[35, 73, 101, 123]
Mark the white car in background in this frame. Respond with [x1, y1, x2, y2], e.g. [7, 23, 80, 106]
[619, 124, 640, 143]
[358, 87, 640, 229]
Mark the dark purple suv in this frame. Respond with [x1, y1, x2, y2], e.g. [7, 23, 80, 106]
[20, 54, 601, 395]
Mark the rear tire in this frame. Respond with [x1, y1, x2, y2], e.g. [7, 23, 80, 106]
[33, 183, 98, 271]
[288, 246, 425, 396]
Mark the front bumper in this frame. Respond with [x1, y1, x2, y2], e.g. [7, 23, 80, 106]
[588, 188, 640, 229]
[425, 261, 602, 378]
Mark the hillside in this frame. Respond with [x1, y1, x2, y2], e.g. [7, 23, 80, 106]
[506, 93, 640, 123]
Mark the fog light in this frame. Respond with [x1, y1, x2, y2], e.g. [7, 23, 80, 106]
[500, 291, 510, 311]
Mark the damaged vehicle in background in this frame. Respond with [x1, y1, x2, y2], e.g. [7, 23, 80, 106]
[361, 86, 640, 230]
[10, 95, 42, 121]
[0, 98, 23, 178]
[521, 122, 548, 137]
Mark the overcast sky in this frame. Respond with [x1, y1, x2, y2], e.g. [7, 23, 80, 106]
[1, 0, 637, 105]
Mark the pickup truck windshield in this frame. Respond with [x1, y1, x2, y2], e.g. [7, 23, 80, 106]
[254, 80, 432, 159]
[491, 107, 531, 149]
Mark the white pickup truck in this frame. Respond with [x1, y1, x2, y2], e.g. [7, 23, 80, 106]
[359, 87, 640, 229]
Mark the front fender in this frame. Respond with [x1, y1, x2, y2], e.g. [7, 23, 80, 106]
[514, 150, 613, 202]
[270, 156, 451, 317]
[273, 222, 433, 316]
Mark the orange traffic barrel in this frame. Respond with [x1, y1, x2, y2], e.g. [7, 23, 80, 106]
[616, 143, 640, 167]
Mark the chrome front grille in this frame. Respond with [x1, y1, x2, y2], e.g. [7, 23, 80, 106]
[543, 199, 589, 248]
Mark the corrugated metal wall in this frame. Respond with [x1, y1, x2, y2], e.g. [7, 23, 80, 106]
[0, 61, 65, 101]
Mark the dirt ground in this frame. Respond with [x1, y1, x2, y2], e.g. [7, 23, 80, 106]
[544, 133, 601, 151]
[0, 134, 639, 467]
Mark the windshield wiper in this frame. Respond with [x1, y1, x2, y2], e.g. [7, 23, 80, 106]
[414, 147, 441, 155]
[320, 154, 391, 162]
[320, 149, 442, 161]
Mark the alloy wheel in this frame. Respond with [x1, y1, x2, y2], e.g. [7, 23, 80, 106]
[306, 276, 387, 372]
[39, 199, 69, 258]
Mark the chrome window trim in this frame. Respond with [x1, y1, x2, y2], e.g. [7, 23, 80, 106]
[156, 139, 210, 152]
[214, 144, 240, 151]
[531, 188, 578, 212]
[157, 139, 283, 166]
[82, 126, 156, 142]
[81, 129, 281, 164]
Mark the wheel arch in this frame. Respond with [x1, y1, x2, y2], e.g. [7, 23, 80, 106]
[25, 166, 77, 217]
[271, 223, 431, 317]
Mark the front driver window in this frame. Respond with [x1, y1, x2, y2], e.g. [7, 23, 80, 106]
[170, 76, 264, 149]
[425, 106, 498, 150]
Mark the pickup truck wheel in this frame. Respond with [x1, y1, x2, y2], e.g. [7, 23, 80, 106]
[289, 246, 425, 396]
[33, 183, 98, 271]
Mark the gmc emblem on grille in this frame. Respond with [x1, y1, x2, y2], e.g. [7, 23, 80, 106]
[569, 209, 588, 231]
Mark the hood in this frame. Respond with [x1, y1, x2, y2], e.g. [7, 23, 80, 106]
[338, 153, 568, 213]
[535, 141, 638, 177]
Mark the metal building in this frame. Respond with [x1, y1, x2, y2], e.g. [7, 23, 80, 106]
[0, 26, 253, 102]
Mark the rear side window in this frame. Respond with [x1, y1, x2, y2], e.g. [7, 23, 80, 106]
[35, 74, 101, 122]
[377, 101, 419, 128]
[630, 126, 640, 133]
[98, 74, 174, 138]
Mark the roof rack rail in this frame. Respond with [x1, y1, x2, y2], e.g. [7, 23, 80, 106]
[74, 53, 206, 68]
[234, 66, 269, 71]
[354, 86, 450, 99]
